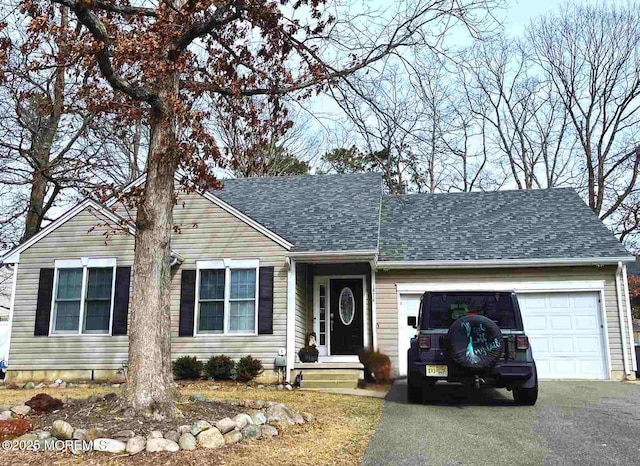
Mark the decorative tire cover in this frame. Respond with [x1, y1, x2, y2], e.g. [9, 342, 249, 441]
[446, 315, 504, 369]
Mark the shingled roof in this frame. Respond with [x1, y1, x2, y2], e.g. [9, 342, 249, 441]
[213, 172, 383, 252]
[379, 188, 630, 262]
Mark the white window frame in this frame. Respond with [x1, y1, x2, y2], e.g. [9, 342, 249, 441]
[49, 258, 117, 336]
[195, 259, 260, 336]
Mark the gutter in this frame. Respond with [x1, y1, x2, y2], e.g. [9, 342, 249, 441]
[288, 250, 378, 263]
[376, 256, 635, 270]
[615, 262, 632, 376]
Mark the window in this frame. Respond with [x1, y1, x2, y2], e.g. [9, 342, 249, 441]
[51, 259, 116, 335]
[196, 260, 259, 335]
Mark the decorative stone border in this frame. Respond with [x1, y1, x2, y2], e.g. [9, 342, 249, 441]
[3, 396, 313, 455]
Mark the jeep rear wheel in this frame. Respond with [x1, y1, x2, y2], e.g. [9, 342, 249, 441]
[407, 374, 422, 404]
[513, 384, 538, 405]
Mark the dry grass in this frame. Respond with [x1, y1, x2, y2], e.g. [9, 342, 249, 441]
[0, 381, 383, 466]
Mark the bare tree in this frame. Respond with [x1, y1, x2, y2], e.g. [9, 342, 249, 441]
[529, 1, 640, 227]
[213, 100, 315, 177]
[0, 5, 145, 250]
[460, 37, 573, 190]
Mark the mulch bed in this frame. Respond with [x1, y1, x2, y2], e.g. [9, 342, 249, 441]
[31, 394, 244, 437]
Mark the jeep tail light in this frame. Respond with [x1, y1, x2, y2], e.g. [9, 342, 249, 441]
[418, 335, 431, 349]
[516, 336, 529, 350]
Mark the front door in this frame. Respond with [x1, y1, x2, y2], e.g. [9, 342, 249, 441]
[330, 279, 364, 355]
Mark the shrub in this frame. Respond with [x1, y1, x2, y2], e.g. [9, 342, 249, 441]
[172, 356, 203, 380]
[235, 355, 263, 382]
[204, 355, 235, 380]
[358, 347, 392, 384]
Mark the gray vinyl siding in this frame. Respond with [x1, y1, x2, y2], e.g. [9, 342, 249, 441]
[375, 266, 632, 377]
[294, 264, 308, 356]
[9, 193, 289, 371]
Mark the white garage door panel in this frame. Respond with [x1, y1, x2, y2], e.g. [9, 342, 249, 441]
[519, 292, 607, 380]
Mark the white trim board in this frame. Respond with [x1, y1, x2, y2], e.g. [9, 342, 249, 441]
[377, 257, 634, 269]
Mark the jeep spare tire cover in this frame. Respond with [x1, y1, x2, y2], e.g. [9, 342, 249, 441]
[446, 315, 504, 369]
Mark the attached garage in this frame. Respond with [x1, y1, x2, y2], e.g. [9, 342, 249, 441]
[377, 268, 636, 381]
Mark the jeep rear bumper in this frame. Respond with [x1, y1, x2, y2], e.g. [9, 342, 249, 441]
[408, 361, 537, 389]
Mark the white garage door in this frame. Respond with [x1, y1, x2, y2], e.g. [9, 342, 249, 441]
[398, 294, 421, 377]
[398, 291, 608, 380]
[518, 292, 607, 380]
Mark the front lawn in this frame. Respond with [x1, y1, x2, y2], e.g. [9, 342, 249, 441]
[0, 382, 383, 465]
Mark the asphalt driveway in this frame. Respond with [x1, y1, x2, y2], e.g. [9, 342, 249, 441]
[363, 380, 640, 465]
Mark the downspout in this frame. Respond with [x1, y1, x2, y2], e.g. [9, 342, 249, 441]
[370, 257, 378, 351]
[615, 262, 631, 376]
[286, 258, 296, 383]
[6, 263, 19, 364]
[621, 264, 637, 373]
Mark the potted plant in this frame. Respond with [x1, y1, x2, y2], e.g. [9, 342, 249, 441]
[298, 332, 319, 363]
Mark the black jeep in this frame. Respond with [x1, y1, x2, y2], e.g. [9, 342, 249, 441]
[407, 291, 538, 405]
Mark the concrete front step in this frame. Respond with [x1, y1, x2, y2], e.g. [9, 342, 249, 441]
[301, 379, 359, 389]
[301, 370, 361, 381]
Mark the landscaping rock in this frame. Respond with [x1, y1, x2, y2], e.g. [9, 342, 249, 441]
[0, 411, 12, 420]
[252, 412, 267, 425]
[125, 436, 146, 455]
[94, 438, 126, 454]
[73, 428, 88, 441]
[233, 413, 254, 429]
[243, 399, 256, 408]
[103, 392, 118, 402]
[35, 383, 46, 389]
[191, 420, 211, 436]
[261, 425, 279, 437]
[25, 393, 64, 413]
[190, 393, 206, 402]
[276, 384, 284, 390]
[267, 403, 304, 425]
[48, 384, 59, 388]
[31, 430, 50, 440]
[5, 383, 19, 390]
[14, 433, 38, 442]
[178, 432, 197, 450]
[0, 419, 31, 439]
[52, 420, 73, 440]
[113, 429, 135, 439]
[196, 428, 225, 449]
[146, 438, 179, 453]
[165, 430, 180, 443]
[24, 382, 35, 389]
[147, 430, 163, 439]
[177, 425, 192, 435]
[242, 424, 262, 440]
[87, 394, 103, 404]
[215, 417, 236, 434]
[87, 427, 107, 441]
[59, 382, 67, 388]
[254, 399, 265, 409]
[54, 379, 62, 385]
[223, 430, 243, 445]
[10, 405, 31, 416]
[302, 412, 315, 424]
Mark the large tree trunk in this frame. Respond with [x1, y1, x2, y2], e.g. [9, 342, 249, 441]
[126, 75, 180, 418]
[22, 166, 47, 241]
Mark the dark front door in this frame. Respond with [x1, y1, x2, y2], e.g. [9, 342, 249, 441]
[330, 279, 364, 355]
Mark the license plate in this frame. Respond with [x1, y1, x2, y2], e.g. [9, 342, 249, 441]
[426, 365, 448, 377]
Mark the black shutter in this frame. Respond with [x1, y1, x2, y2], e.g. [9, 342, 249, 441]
[179, 269, 196, 337]
[112, 267, 131, 335]
[34, 268, 54, 336]
[258, 266, 274, 334]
